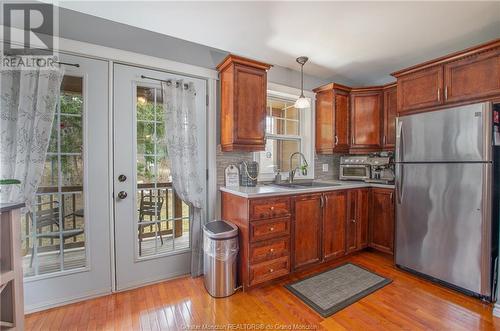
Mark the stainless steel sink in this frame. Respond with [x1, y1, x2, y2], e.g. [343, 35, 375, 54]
[268, 181, 341, 189]
[294, 182, 340, 188]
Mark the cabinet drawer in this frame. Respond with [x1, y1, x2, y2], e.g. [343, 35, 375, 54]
[249, 238, 290, 263]
[250, 218, 290, 242]
[250, 198, 291, 220]
[249, 256, 290, 286]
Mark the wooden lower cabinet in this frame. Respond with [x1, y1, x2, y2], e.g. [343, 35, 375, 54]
[346, 189, 369, 253]
[369, 188, 395, 254]
[221, 186, 393, 290]
[322, 191, 347, 260]
[292, 194, 322, 270]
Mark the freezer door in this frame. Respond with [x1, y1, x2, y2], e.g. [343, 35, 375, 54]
[395, 162, 492, 296]
[396, 103, 492, 162]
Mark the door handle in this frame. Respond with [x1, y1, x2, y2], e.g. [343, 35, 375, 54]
[320, 195, 324, 208]
[396, 164, 403, 204]
[118, 174, 127, 182]
[444, 86, 448, 100]
[334, 135, 339, 146]
[396, 119, 404, 163]
[437, 88, 440, 102]
[117, 191, 128, 199]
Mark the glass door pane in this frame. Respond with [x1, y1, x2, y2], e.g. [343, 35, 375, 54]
[135, 86, 190, 258]
[22, 76, 86, 277]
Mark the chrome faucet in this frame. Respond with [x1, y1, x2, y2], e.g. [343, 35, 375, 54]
[288, 152, 308, 184]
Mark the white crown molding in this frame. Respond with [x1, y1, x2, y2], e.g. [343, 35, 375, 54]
[1, 25, 218, 80]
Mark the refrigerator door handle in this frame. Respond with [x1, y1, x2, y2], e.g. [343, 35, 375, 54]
[396, 163, 403, 204]
[396, 119, 404, 162]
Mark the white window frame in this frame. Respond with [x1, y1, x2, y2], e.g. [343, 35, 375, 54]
[254, 82, 315, 182]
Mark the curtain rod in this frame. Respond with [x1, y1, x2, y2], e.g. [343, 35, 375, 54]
[56, 61, 79, 68]
[140, 75, 190, 89]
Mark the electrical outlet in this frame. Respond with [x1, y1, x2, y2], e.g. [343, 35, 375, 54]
[322, 164, 329, 172]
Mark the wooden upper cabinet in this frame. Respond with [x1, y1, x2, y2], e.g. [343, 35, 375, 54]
[397, 66, 443, 114]
[369, 188, 395, 255]
[322, 191, 347, 261]
[383, 84, 397, 149]
[313, 83, 351, 154]
[314, 90, 335, 153]
[444, 48, 500, 103]
[292, 194, 322, 270]
[392, 39, 500, 115]
[217, 55, 272, 152]
[334, 92, 350, 152]
[350, 89, 383, 152]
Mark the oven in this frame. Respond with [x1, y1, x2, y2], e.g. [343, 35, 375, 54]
[339, 156, 371, 181]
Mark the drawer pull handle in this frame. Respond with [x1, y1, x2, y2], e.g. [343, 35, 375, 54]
[269, 268, 274, 273]
[269, 227, 275, 231]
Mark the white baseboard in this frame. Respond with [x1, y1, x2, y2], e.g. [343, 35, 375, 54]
[493, 303, 500, 318]
[25, 288, 111, 314]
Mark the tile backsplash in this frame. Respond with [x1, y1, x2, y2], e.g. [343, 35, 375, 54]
[216, 145, 341, 185]
[314, 153, 341, 181]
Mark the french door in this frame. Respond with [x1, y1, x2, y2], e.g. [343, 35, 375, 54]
[23, 54, 112, 311]
[113, 64, 207, 290]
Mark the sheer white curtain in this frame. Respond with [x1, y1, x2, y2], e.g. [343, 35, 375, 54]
[0, 68, 64, 210]
[162, 80, 205, 277]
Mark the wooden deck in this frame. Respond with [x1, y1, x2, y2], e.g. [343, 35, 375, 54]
[23, 233, 190, 277]
[25, 250, 500, 330]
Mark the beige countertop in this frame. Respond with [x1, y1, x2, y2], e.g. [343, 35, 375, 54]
[220, 180, 395, 198]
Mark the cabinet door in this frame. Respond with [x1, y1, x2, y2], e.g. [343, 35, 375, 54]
[369, 189, 395, 254]
[397, 66, 443, 114]
[444, 50, 500, 104]
[233, 64, 267, 148]
[315, 90, 335, 154]
[323, 191, 347, 260]
[293, 194, 322, 269]
[356, 189, 369, 249]
[346, 190, 358, 253]
[334, 92, 350, 152]
[383, 86, 397, 149]
[351, 92, 382, 150]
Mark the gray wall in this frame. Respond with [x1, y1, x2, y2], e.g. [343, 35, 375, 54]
[56, 8, 329, 91]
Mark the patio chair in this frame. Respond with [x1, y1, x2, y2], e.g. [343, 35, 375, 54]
[29, 201, 84, 267]
[138, 194, 165, 256]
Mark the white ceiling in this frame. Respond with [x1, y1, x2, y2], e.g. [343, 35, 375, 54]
[55, 1, 500, 86]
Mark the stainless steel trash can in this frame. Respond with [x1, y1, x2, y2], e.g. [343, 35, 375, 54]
[203, 220, 239, 297]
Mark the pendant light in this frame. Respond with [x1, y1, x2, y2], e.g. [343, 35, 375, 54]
[294, 56, 311, 109]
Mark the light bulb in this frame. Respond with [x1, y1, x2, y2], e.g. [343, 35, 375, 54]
[294, 96, 310, 109]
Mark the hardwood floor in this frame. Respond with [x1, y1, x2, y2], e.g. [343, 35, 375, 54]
[25, 250, 500, 330]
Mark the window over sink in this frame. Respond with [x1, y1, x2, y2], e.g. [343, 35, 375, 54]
[255, 85, 314, 181]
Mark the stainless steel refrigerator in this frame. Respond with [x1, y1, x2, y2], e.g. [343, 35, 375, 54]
[395, 102, 499, 300]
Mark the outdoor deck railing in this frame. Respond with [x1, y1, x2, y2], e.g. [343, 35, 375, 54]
[22, 182, 187, 255]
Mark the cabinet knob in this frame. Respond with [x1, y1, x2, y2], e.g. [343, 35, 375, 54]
[269, 227, 275, 231]
[351, 219, 356, 223]
[269, 248, 275, 253]
[269, 268, 274, 273]
[270, 206, 275, 211]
